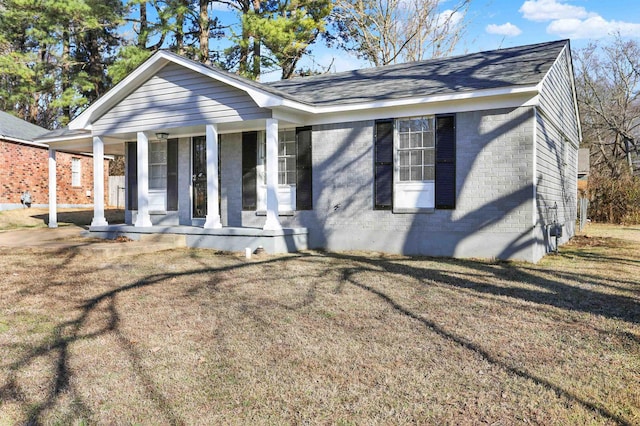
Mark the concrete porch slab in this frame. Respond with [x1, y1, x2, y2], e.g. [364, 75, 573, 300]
[88, 225, 308, 254]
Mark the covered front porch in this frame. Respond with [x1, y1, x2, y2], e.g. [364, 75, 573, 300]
[38, 50, 315, 253]
[43, 117, 309, 253]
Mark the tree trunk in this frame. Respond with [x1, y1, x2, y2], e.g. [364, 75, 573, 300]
[624, 137, 633, 173]
[139, 1, 148, 47]
[62, 30, 71, 123]
[251, 0, 261, 78]
[199, 0, 209, 62]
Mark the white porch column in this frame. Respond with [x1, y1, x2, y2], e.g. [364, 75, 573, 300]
[135, 131, 153, 227]
[48, 148, 57, 228]
[263, 118, 282, 230]
[204, 124, 222, 229]
[90, 136, 109, 227]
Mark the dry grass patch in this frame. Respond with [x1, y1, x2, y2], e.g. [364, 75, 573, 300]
[0, 208, 124, 231]
[0, 223, 639, 424]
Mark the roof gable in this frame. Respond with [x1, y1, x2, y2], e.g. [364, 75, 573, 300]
[68, 51, 294, 130]
[92, 63, 271, 135]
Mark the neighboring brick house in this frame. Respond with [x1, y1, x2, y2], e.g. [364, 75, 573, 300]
[38, 40, 581, 262]
[0, 111, 107, 210]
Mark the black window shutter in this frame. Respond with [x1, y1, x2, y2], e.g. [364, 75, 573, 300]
[242, 131, 258, 210]
[126, 141, 138, 210]
[296, 126, 313, 210]
[435, 114, 456, 209]
[374, 119, 394, 210]
[166, 138, 178, 211]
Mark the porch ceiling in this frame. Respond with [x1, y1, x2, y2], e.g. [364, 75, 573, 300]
[42, 116, 301, 157]
[44, 134, 125, 156]
[100, 117, 302, 142]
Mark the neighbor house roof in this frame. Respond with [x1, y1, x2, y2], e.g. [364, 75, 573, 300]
[0, 111, 49, 144]
[267, 40, 568, 106]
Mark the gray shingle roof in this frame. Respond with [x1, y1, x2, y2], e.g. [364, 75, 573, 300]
[39, 128, 90, 139]
[267, 40, 568, 106]
[0, 111, 49, 141]
[160, 50, 311, 104]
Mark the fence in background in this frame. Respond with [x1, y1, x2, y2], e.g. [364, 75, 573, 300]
[108, 176, 125, 208]
[578, 197, 589, 231]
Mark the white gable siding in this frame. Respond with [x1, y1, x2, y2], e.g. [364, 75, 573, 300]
[537, 48, 580, 145]
[93, 63, 271, 135]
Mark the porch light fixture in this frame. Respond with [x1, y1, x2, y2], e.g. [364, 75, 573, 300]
[155, 132, 169, 140]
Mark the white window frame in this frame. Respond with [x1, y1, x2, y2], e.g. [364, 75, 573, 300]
[257, 129, 297, 211]
[148, 140, 167, 211]
[394, 116, 436, 210]
[71, 157, 81, 187]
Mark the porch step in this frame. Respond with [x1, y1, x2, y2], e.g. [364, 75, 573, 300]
[139, 233, 187, 247]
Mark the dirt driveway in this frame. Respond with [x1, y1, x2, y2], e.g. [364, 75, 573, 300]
[0, 225, 88, 249]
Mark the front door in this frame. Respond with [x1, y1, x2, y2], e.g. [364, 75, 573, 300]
[192, 136, 207, 218]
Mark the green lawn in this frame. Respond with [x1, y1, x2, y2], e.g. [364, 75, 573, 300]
[0, 223, 638, 425]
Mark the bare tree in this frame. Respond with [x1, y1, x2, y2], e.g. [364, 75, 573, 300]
[574, 36, 640, 176]
[330, 0, 470, 67]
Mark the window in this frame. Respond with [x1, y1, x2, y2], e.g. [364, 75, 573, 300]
[257, 129, 298, 211]
[149, 140, 167, 190]
[374, 114, 456, 211]
[278, 129, 297, 185]
[397, 117, 435, 182]
[71, 158, 81, 187]
[244, 127, 312, 212]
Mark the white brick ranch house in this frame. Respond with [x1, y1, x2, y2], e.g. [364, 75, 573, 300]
[37, 39, 581, 262]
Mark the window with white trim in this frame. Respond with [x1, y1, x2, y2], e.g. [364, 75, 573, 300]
[257, 129, 297, 211]
[397, 117, 435, 182]
[394, 116, 436, 210]
[375, 114, 455, 211]
[71, 158, 81, 187]
[278, 129, 297, 185]
[149, 140, 167, 190]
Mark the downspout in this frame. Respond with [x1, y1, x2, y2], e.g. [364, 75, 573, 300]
[532, 106, 539, 259]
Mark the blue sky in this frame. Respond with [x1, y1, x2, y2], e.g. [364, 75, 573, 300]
[469, 0, 640, 51]
[253, 0, 640, 80]
[201, 0, 640, 80]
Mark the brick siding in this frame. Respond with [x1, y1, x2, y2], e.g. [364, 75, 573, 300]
[0, 139, 108, 207]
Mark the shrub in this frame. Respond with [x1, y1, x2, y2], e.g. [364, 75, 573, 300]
[588, 169, 640, 224]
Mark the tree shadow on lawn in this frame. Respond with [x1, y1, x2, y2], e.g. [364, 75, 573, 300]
[31, 209, 125, 229]
[321, 251, 638, 425]
[1, 246, 638, 425]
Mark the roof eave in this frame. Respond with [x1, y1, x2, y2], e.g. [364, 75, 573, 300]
[35, 132, 92, 144]
[1, 135, 50, 148]
[278, 84, 541, 115]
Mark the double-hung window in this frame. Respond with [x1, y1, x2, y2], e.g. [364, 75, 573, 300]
[375, 114, 456, 211]
[242, 127, 312, 212]
[148, 140, 167, 210]
[395, 116, 436, 210]
[149, 141, 167, 190]
[257, 129, 297, 211]
[278, 129, 297, 185]
[71, 158, 81, 187]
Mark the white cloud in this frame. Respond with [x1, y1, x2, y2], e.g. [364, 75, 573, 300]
[546, 16, 640, 39]
[485, 22, 522, 37]
[518, 0, 640, 40]
[436, 9, 464, 30]
[519, 0, 594, 22]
